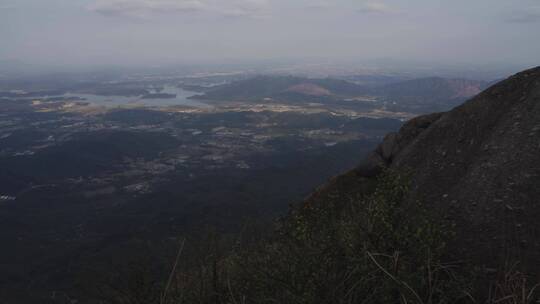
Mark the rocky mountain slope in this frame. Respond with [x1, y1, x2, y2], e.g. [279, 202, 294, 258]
[306, 66, 540, 275]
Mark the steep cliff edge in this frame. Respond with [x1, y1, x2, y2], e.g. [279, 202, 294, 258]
[306, 66, 540, 273]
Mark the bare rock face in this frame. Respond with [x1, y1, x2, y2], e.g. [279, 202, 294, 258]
[389, 66, 540, 272]
[307, 66, 540, 275]
[357, 112, 443, 175]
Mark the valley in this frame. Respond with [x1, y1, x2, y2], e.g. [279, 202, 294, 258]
[0, 71, 409, 301]
[0, 69, 500, 302]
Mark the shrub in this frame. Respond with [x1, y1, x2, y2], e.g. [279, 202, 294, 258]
[232, 169, 469, 304]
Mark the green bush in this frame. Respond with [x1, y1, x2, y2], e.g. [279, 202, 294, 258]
[232, 170, 469, 304]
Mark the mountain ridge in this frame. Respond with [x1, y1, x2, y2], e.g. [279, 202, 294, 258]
[194, 74, 490, 113]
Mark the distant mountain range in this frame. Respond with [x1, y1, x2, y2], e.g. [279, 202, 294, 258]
[193, 75, 366, 102]
[375, 77, 490, 111]
[194, 75, 490, 113]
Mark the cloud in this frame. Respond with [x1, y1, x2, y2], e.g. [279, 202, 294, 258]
[88, 0, 269, 19]
[506, 2, 540, 23]
[507, 13, 540, 23]
[305, 1, 334, 10]
[506, 11, 540, 23]
[357, 1, 394, 14]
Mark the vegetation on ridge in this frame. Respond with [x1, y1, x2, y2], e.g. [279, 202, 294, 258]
[231, 169, 466, 304]
[95, 170, 539, 304]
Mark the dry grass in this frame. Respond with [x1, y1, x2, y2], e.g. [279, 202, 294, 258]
[487, 263, 539, 304]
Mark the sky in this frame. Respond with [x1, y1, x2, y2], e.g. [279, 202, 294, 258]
[0, 0, 539, 69]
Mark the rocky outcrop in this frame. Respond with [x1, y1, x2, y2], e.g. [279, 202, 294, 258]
[357, 112, 444, 176]
[390, 66, 540, 273]
[306, 66, 540, 276]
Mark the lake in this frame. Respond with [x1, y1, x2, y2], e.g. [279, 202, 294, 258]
[62, 85, 209, 108]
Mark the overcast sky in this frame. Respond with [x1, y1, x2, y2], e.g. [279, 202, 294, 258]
[1, 0, 539, 69]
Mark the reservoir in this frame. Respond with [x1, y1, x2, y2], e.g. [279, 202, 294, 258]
[60, 85, 208, 108]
